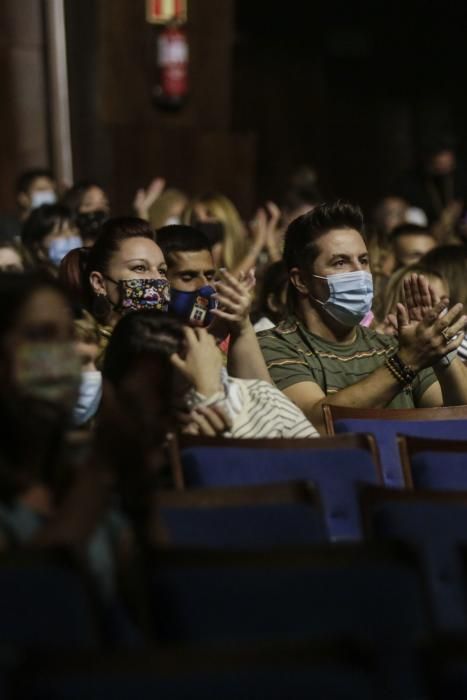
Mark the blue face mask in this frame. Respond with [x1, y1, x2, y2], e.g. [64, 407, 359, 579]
[312, 270, 373, 327]
[169, 285, 217, 327]
[48, 235, 83, 266]
[72, 371, 102, 426]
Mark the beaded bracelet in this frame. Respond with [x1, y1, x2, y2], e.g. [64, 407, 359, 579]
[384, 353, 416, 388]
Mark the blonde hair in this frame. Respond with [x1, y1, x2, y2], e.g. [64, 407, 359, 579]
[148, 189, 188, 231]
[74, 310, 100, 346]
[184, 193, 248, 271]
[379, 264, 448, 321]
[0, 240, 33, 270]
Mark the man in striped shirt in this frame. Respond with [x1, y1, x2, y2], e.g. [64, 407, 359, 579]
[258, 201, 467, 434]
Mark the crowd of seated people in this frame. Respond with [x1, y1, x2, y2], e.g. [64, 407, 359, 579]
[1, 149, 467, 694]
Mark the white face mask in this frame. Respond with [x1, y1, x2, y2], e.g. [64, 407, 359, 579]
[30, 190, 57, 209]
[164, 216, 181, 226]
[48, 235, 83, 266]
[312, 270, 374, 327]
[72, 371, 102, 426]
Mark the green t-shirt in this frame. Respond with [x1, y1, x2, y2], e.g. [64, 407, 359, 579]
[258, 317, 437, 409]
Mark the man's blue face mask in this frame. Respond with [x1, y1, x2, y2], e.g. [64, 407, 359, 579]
[168, 285, 218, 327]
[312, 270, 373, 327]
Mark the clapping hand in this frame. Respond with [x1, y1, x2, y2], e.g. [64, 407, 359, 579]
[208, 268, 255, 339]
[250, 201, 283, 262]
[397, 295, 466, 371]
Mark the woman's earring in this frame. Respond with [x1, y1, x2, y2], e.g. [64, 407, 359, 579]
[92, 293, 112, 322]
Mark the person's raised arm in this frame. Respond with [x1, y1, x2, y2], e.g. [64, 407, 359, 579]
[208, 269, 272, 383]
[133, 177, 165, 221]
[170, 327, 233, 436]
[230, 202, 283, 277]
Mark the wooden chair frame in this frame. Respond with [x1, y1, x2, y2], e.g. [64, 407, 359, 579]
[322, 404, 467, 437]
[359, 483, 467, 536]
[397, 435, 467, 489]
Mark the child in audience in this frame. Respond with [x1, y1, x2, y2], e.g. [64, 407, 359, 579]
[420, 245, 467, 362]
[375, 264, 449, 336]
[22, 204, 82, 271]
[72, 310, 102, 427]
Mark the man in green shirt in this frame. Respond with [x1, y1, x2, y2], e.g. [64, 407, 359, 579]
[259, 201, 467, 433]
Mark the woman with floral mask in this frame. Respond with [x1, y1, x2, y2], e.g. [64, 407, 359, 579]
[60, 217, 170, 362]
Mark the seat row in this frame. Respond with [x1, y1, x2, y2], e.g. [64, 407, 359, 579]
[171, 430, 467, 539]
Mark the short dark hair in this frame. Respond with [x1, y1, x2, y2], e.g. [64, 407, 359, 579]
[283, 165, 322, 212]
[253, 260, 289, 323]
[390, 223, 432, 240]
[16, 168, 54, 194]
[422, 133, 456, 160]
[103, 310, 184, 388]
[21, 204, 72, 253]
[283, 201, 365, 310]
[61, 180, 103, 214]
[157, 225, 211, 267]
[283, 201, 365, 272]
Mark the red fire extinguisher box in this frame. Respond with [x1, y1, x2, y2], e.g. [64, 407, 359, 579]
[146, 0, 189, 110]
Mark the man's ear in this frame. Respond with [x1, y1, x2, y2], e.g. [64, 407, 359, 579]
[90, 271, 106, 296]
[289, 267, 309, 296]
[266, 292, 279, 314]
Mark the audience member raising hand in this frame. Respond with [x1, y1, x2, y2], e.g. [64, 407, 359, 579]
[133, 177, 166, 221]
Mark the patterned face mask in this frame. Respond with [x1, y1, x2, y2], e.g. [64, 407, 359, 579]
[15, 342, 81, 405]
[108, 277, 171, 313]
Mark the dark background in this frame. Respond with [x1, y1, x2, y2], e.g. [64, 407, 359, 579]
[234, 1, 467, 207]
[1, 0, 466, 217]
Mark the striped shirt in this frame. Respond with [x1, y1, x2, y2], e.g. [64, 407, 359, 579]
[189, 376, 319, 439]
[457, 336, 467, 363]
[258, 316, 437, 409]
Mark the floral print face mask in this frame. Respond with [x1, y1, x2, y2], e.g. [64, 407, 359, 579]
[106, 277, 171, 314]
